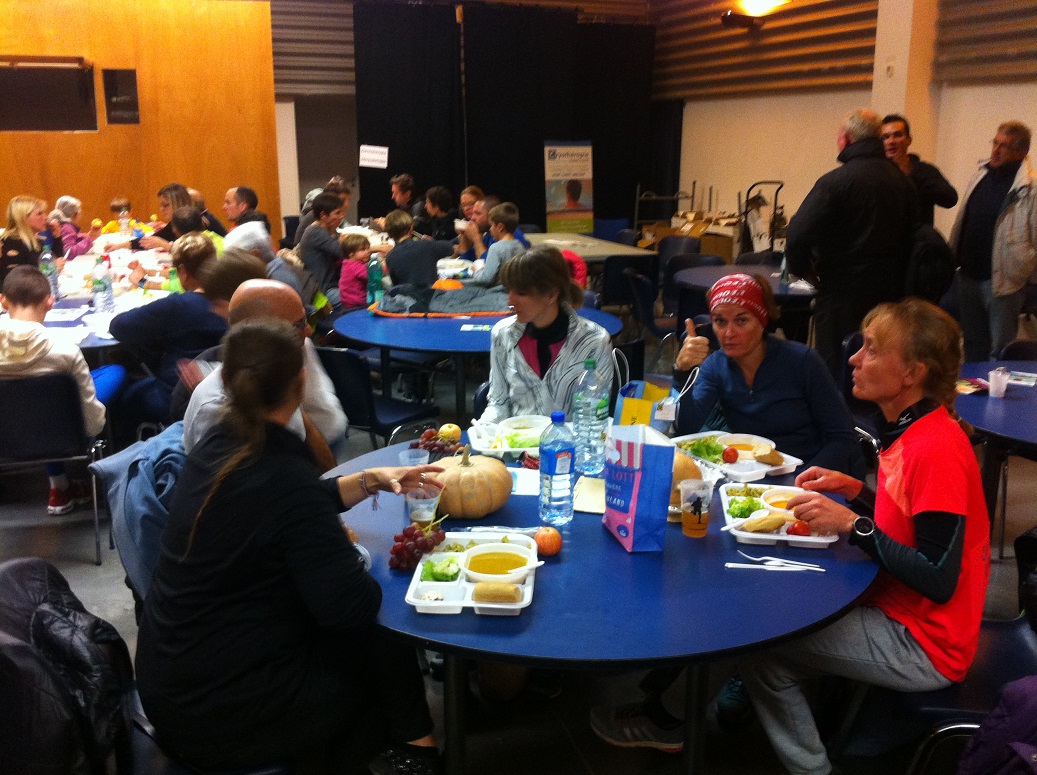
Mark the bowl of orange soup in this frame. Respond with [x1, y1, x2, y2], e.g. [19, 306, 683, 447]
[462, 542, 538, 584]
[760, 486, 806, 517]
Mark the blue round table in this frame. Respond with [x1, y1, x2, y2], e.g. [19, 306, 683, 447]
[327, 444, 877, 774]
[333, 307, 623, 421]
[956, 360, 1037, 522]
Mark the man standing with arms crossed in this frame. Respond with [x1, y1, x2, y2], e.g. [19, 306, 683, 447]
[950, 121, 1037, 361]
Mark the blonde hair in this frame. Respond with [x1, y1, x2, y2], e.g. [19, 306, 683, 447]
[862, 298, 963, 412]
[2, 196, 45, 251]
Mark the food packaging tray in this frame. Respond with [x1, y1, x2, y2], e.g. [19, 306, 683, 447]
[673, 432, 802, 482]
[719, 483, 838, 548]
[466, 423, 540, 458]
[404, 531, 538, 615]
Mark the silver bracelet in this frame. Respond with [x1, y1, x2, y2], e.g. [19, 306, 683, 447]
[360, 470, 379, 510]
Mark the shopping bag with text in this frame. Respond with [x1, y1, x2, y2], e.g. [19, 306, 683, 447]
[602, 423, 674, 552]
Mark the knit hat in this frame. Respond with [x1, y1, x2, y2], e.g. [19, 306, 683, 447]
[708, 273, 768, 329]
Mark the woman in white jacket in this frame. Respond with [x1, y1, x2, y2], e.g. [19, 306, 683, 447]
[479, 246, 613, 423]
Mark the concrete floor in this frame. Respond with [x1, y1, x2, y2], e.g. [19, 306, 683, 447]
[1, 350, 1032, 775]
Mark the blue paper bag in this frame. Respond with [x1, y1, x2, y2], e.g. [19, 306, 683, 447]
[602, 424, 675, 552]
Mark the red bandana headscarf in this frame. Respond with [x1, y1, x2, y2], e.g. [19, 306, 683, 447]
[708, 274, 768, 329]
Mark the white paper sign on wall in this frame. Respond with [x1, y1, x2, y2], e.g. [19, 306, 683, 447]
[359, 145, 389, 169]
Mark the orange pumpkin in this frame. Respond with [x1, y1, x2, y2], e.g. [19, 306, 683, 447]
[436, 445, 512, 519]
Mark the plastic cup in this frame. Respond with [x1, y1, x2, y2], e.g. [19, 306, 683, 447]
[989, 368, 1009, 399]
[399, 448, 430, 467]
[454, 219, 468, 233]
[405, 487, 441, 527]
[679, 477, 719, 538]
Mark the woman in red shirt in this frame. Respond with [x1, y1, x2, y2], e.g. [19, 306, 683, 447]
[739, 298, 990, 775]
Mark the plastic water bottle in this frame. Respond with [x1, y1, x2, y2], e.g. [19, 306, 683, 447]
[573, 358, 609, 476]
[779, 253, 790, 287]
[91, 257, 114, 312]
[539, 411, 575, 526]
[366, 256, 383, 304]
[39, 246, 60, 299]
[118, 209, 131, 236]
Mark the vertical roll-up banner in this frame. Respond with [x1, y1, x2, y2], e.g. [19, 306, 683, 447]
[545, 141, 593, 234]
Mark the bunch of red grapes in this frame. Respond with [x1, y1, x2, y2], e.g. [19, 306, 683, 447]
[389, 521, 449, 571]
[408, 428, 463, 459]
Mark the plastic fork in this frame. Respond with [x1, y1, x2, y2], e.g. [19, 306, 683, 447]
[737, 550, 823, 569]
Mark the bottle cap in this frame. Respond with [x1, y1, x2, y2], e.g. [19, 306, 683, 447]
[551, 411, 565, 423]
[585, 358, 596, 369]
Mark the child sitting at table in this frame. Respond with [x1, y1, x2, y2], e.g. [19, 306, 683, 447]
[100, 196, 151, 235]
[0, 266, 126, 514]
[338, 233, 377, 310]
[467, 202, 523, 287]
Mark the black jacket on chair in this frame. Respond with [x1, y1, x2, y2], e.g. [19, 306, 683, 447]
[0, 557, 133, 775]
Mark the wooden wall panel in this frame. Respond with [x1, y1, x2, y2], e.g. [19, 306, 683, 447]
[935, 0, 1037, 84]
[0, 0, 282, 241]
[469, 0, 649, 22]
[650, 0, 877, 101]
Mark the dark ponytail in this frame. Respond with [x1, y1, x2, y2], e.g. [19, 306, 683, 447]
[184, 318, 304, 555]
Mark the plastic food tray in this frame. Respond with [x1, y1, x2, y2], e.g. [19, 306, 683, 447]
[672, 432, 802, 482]
[404, 532, 538, 615]
[719, 483, 837, 549]
[467, 418, 550, 458]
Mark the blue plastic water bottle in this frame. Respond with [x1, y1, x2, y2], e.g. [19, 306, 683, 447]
[539, 411, 576, 526]
[366, 257, 383, 304]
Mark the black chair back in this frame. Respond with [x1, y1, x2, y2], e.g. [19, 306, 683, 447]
[1000, 339, 1037, 360]
[657, 235, 702, 272]
[623, 268, 675, 342]
[662, 253, 725, 315]
[601, 254, 659, 308]
[0, 374, 88, 462]
[518, 223, 543, 234]
[615, 228, 639, 247]
[315, 347, 376, 430]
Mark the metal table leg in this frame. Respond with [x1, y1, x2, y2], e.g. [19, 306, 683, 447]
[454, 354, 467, 422]
[682, 662, 709, 774]
[443, 653, 467, 774]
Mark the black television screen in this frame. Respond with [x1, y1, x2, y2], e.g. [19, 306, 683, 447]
[0, 65, 97, 131]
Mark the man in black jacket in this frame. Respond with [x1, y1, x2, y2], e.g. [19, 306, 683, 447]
[786, 108, 916, 375]
[881, 113, 958, 226]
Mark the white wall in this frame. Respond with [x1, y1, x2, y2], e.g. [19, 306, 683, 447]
[932, 82, 1037, 237]
[680, 88, 871, 220]
[275, 98, 301, 217]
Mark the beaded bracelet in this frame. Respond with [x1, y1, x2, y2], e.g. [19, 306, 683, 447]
[360, 470, 379, 510]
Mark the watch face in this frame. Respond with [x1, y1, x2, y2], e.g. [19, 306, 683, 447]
[854, 516, 875, 536]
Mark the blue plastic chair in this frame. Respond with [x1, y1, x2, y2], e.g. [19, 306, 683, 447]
[316, 347, 439, 448]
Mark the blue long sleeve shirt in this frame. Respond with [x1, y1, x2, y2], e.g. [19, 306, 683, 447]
[674, 335, 860, 473]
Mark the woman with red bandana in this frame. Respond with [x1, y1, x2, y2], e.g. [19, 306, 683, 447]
[672, 273, 859, 474]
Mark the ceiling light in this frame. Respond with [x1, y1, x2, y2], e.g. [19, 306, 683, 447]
[740, 0, 789, 16]
[720, 10, 764, 30]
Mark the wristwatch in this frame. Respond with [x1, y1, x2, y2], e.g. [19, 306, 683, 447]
[852, 515, 875, 538]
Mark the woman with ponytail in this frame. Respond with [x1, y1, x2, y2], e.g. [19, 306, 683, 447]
[136, 318, 444, 774]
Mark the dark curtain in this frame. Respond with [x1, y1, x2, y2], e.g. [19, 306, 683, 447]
[463, 5, 579, 230]
[573, 24, 655, 221]
[640, 99, 685, 223]
[353, 3, 463, 218]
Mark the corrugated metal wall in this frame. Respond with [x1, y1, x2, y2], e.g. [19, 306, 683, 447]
[271, 0, 355, 97]
[650, 0, 877, 101]
[269, 0, 649, 98]
[935, 0, 1037, 83]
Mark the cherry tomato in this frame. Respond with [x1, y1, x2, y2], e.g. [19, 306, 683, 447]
[534, 527, 563, 557]
[786, 520, 811, 536]
[722, 446, 739, 464]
